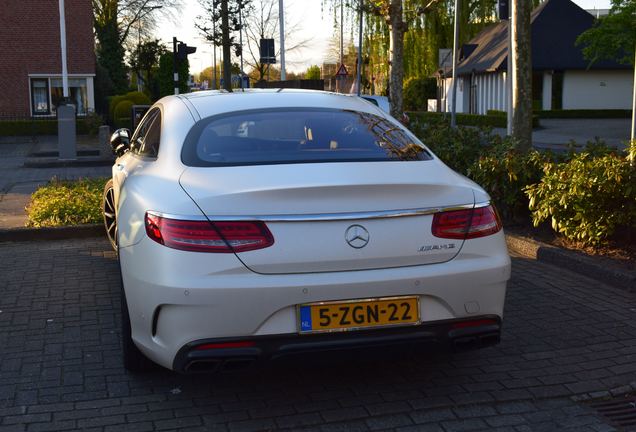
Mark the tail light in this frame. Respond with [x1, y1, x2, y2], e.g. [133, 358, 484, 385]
[145, 212, 274, 253]
[432, 204, 502, 240]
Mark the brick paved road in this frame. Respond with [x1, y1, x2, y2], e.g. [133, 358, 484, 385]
[1, 238, 635, 432]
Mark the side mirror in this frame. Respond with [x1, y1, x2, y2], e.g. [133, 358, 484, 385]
[110, 128, 131, 157]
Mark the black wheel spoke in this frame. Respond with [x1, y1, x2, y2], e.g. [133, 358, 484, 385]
[103, 183, 118, 251]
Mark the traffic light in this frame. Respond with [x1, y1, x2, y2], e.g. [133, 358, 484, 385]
[177, 42, 197, 60]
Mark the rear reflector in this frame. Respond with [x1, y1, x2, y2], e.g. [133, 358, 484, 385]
[194, 341, 256, 351]
[145, 213, 274, 253]
[432, 205, 502, 240]
[451, 319, 499, 330]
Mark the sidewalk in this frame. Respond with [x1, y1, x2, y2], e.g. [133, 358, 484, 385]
[0, 135, 111, 229]
[494, 118, 631, 151]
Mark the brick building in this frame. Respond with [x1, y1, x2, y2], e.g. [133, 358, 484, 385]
[0, 0, 95, 117]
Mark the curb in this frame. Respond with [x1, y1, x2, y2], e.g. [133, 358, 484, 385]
[506, 234, 635, 292]
[23, 157, 114, 168]
[0, 224, 104, 242]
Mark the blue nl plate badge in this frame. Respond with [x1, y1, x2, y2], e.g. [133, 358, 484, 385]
[299, 306, 312, 332]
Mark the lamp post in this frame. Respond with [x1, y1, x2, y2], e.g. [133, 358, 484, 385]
[279, 0, 286, 80]
[58, 0, 69, 100]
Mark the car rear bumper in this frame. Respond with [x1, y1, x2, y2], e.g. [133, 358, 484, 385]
[120, 232, 510, 371]
[173, 316, 502, 373]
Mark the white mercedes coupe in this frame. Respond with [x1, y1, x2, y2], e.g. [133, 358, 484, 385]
[103, 89, 510, 372]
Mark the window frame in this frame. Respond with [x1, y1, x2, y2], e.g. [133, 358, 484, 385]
[30, 78, 51, 116]
[130, 108, 162, 160]
[181, 107, 432, 167]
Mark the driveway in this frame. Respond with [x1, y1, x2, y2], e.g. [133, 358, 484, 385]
[0, 237, 635, 432]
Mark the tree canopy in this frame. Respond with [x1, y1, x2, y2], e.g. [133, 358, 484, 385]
[577, 0, 636, 66]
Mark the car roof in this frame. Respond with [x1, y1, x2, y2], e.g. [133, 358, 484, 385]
[170, 89, 386, 120]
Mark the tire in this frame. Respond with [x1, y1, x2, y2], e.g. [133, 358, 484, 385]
[120, 265, 152, 372]
[103, 179, 118, 252]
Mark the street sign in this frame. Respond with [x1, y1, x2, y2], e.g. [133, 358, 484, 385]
[335, 63, 349, 77]
[498, 0, 509, 20]
[260, 38, 276, 64]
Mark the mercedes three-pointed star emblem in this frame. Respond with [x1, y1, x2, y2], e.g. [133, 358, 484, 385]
[345, 225, 370, 249]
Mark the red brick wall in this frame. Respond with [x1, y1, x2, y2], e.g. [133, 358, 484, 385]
[0, 0, 95, 117]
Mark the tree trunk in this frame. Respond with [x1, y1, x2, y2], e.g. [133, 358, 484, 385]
[221, 0, 233, 91]
[511, 0, 533, 152]
[388, 0, 404, 119]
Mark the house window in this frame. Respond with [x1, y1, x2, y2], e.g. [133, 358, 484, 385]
[31, 79, 50, 115]
[50, 78, 88, 115]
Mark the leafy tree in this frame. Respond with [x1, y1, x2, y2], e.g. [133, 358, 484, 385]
[577, 0, 636, 65]
[93, 1, 179, 94]
[305, 65, 322, 80]
[158, 53, 190, 97]
[129, 39, 167, 97]
[94, 12, 128, 94]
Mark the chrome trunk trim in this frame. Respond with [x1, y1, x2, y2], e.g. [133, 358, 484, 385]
[147, 201, 490, 223]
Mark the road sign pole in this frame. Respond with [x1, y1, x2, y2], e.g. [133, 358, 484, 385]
[279, 0, 286, 80]
[173, 37, 179, 95]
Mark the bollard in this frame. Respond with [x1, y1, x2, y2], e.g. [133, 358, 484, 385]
[57, 104, 77, 159]
[98, 125, 112, 158]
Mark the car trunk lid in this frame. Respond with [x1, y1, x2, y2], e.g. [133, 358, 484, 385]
[179, 162, 476, 274]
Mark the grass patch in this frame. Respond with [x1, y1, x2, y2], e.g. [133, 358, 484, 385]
[26, 178, 108, 227]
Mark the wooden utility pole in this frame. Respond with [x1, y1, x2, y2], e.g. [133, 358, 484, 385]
[221, 0, 232, 91]
[511, 0, 532, 152]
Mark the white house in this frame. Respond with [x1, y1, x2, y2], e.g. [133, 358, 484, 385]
[438, 0, 633, 114]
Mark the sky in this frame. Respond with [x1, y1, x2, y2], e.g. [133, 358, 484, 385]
[155, 0, 612, 76]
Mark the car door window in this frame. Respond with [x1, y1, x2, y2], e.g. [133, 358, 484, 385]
[130, 109, 161, 158]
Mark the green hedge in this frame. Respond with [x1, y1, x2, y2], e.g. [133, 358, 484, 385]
[108, 91, 151, 124]
[26, 177, 108, 227]
[0, 119, 91, 136]
[409, 111, 540, 129]
[488, 109, 631, 119]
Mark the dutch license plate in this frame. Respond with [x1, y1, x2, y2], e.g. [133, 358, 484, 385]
[298, 296, 420, 333]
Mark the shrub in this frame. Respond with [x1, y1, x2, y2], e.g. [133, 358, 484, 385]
[525, 147, 636, 245]
[410, 115, 498, 174]
[0, 119, 91, 136]
[108, 94, 128, 122]
[83, 111, 104, 135]
[468, 142, 547, 220]
[124, 91, 151, 106]
[113, 100, 134, 130]
[403, 78, 437, 111]
[26, 178, 108, 227]
[108, 91, 151, 124]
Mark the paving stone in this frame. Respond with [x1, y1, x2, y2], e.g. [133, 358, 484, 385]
[1, 238, 633, 432]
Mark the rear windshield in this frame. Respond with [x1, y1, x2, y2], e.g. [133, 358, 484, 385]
[181, 108, 432, 167]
